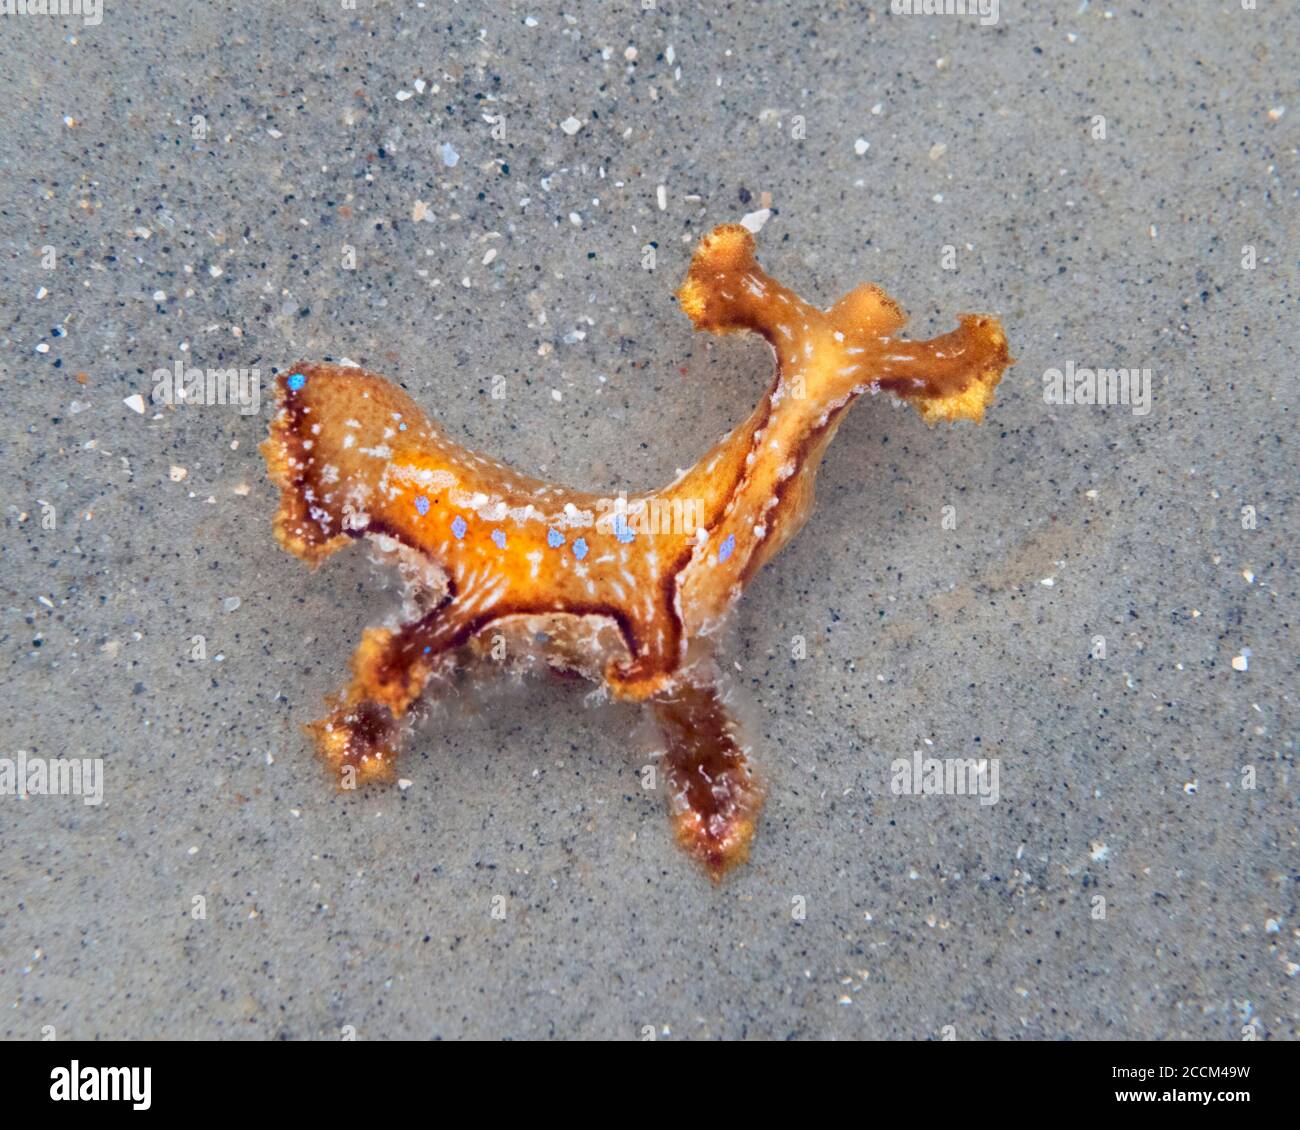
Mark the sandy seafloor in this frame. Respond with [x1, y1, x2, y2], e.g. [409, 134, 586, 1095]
[0, 1, 1295, 1040]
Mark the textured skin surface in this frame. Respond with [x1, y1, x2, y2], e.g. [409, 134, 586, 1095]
[262, 224, 1011, 876]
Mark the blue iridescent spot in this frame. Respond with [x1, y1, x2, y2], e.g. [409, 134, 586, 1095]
[287, 372, 306, 392]
[547, 527, 565, 548]
[414, 495, 430, 516]
[451, 515, 468, 539]
[573, 537, 589, 560]
[491, 529, 507, 550]
[718, 533, 736, 563]
[613, 514, 636, 544]
[398, 422, 407, 431]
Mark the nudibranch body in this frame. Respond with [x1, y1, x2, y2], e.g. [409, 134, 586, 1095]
[262, 224, 1012, 878]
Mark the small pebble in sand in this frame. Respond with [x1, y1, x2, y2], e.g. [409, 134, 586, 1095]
[560, 116, 583, 135]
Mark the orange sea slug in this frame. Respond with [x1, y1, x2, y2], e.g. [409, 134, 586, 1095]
[262, 223, 1013, 878]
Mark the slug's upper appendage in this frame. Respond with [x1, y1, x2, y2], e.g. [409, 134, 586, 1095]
[676, 224, 1013, 426]
[890, 314, 1012, 425]
[676, 224, 761, 332]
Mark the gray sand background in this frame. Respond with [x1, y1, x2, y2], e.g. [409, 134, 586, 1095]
[1, 1, 1295, 1039]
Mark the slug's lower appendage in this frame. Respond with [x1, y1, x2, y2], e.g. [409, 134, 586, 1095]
[309, 695, 403, 788]
[651, 677, 763, 880]
[308, 608, 470, 787]
[307, 627, 420, 788]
